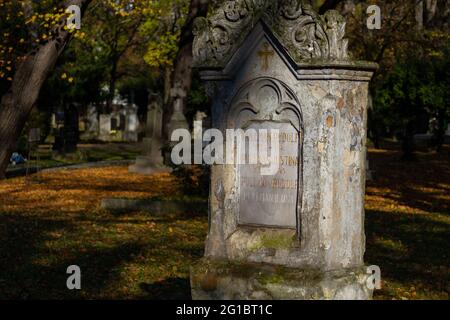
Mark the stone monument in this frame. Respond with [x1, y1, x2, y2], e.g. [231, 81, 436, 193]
[81, 104, 99, 140]
[190, 1, 377, 300]
[124, 103, 140, 142]
[129, 95, 170, 174]
[98, 114, 112, 141]
[168, 82, 189, 138]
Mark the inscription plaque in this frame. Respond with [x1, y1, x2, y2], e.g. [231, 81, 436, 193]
[238, 121, 299, 228]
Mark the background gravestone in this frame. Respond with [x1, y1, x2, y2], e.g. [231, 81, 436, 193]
[81, 104, 99, 140]
[124, 103, 140, 142]
[52, 104, 79, 154]
[168, 82, 189, 139]
[190, 1, 377, 300]
[129, 95, 170, 174]
[52, 109, 65, 153]
[98, 114, 112, 141]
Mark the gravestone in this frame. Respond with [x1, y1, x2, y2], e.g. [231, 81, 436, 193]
[193, 111, 208, 133]
[53, 105, 79, 153]
[129, 95, 170, 174]
[168, 82, 189, 138]
[52, 109, 65, 152]
[98, 114, 112, 141]
[190, 1, 377, 300]
[108, 106, 125, 141]
[81, 104, 99, 140]
[123, 103, 140, 142]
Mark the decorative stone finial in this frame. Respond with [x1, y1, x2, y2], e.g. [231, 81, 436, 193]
[193, 0, 350, 68]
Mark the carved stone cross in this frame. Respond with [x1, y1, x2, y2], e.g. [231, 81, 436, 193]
[257, 42, 274, 71]
[170, 82, 187, 99]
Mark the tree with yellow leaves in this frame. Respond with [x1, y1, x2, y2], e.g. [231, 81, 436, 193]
[0, 0, 93, 179]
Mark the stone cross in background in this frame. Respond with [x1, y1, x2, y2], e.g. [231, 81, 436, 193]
[168, 82, 189, 139]
[81, 104, 99, 140]
[129, 94, 170, 175]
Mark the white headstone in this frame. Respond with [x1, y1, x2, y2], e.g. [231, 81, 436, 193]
[98, 114, 111, 141]
[124, 104, 140, 142]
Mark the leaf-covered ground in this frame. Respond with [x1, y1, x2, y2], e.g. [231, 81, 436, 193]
[365, 148, 449, 300]
[0, 148, 448, 299]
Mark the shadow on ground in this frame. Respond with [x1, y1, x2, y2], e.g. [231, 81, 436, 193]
[139, 278, 191, 300]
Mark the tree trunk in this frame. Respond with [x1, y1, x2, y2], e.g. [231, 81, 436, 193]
[0, 0, 92, 179]
[401, 120, 416, 161]
[107, 59, 118, 113]
[162, 0, 209, 140]
[163, 66, 172, 105]
[416, 0, 424, 30]
[425, 0, 438, 26]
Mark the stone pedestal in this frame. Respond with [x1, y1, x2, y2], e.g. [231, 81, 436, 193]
[129, 138, 170, 174]
[168, 111, 189, 137]
[129, 97, 170, 175]
[191, 258, 373, 300]
[129, 156, 170, 174]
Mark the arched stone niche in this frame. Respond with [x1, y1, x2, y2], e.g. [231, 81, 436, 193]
[227, 77, 303, 233]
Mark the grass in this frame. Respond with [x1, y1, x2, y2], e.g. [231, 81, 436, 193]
[365, 148, 449, 300]
[7, 143, 141, 172]
[0, 147, 448, 299]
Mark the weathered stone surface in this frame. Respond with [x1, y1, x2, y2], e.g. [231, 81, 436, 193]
[191, 0, 377, 300]
[193, 0, 354, 68]
[191, 258, 373, 300]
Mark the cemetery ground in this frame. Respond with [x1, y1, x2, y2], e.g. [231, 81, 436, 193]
[6, 143, 141, 176]
[0, 145, 448, 300]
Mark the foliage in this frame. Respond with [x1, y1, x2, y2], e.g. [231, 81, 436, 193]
[373, 50, 450, 146]
[0, 0, 73, 96]
[140, 0, 189, 69]
[185, 72, 210, 123]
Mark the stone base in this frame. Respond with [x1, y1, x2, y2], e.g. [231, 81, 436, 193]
[190, 258, 373, 300]
[123, 131, 138, 142]
[129, 156, 171, 175]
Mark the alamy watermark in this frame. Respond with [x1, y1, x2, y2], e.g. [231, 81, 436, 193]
[66, 265, 81, 290]
[171, 121, 281, 176]
[366, 5, 381, 30]
[366, 265, 382, 290]
[67, 5, 81, 30]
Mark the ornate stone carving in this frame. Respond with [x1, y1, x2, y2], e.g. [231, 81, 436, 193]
[193, 0, 350, 68]
[228, 77, 302, 130]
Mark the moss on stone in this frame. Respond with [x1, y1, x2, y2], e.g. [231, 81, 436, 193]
[248, 230, 296, 252]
